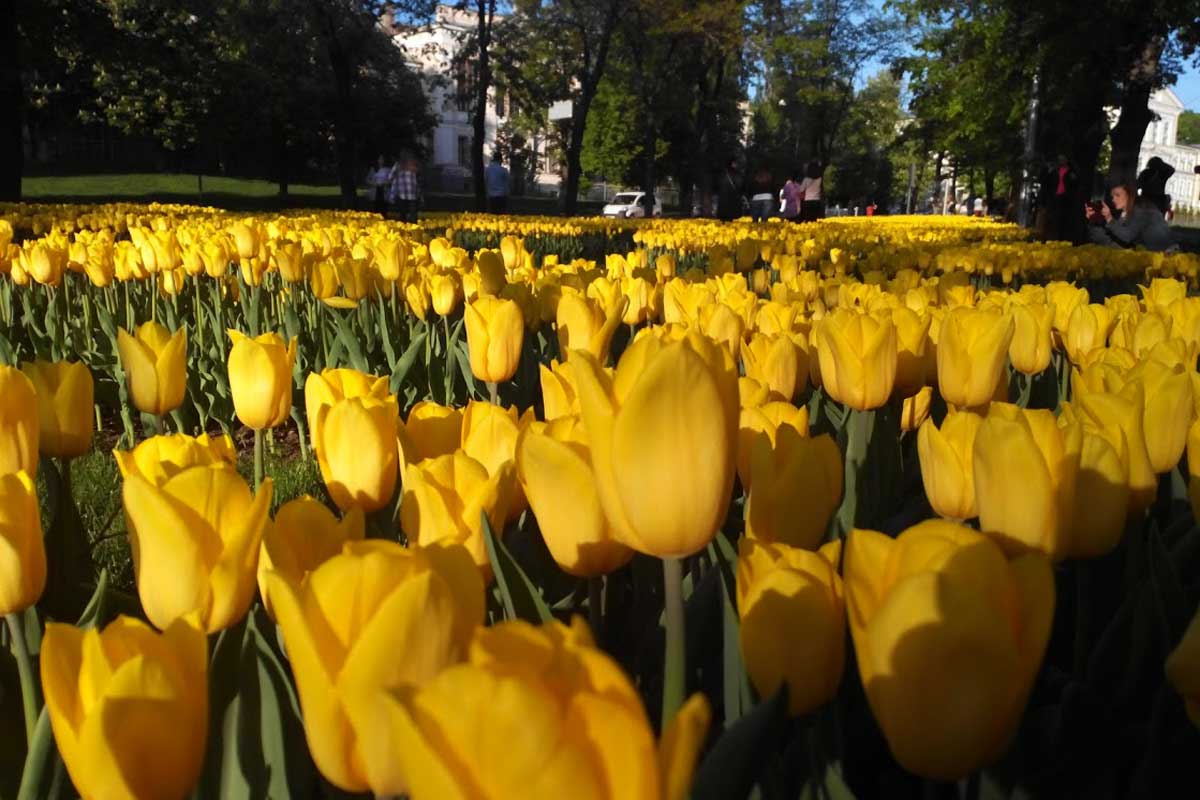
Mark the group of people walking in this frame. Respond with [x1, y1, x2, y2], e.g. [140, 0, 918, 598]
[718, 160, 825, 223]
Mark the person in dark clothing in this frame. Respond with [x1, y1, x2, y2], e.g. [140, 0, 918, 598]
[1137, 156, 1175, 215]
[747, 166, 774, 222]
[1043, 154, 1077, 242]
[717, 160, 744, 221]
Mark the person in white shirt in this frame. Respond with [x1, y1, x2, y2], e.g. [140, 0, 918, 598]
[798, 160, 824, 221]
[367, 155, 393, 215]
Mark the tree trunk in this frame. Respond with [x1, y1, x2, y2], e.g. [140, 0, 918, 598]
[272, 114, 289, 200]
[312, 0, 358, 208]
[1108, 37, 1164, 188]
[984, 168, 995, 207]
[561, 102, 589, 216]
[471, 0, 494, 212]
[0, 0, 23, 201]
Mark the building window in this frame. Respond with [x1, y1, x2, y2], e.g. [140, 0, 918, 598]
[454, 57, 476, 113]
[458, 135, 470, 167]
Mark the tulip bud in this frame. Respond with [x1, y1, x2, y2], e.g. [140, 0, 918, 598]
[814, 308, 897, 411]
[41, 615, 208, 800]
[314, 395, 400, 513]
[123, 463, 273, 632]
[257, 496, 364, 619]
[227, 330, 296, 430]
[1064, 303, 1113, 365]
[891, 307, 931, 398]
[741, 333, 804, 401]
[973, 403, 1080, 559]
[900, 386, 934, 432]
[399, 401, 464, 465]
[464, 295, 524, 384]
[745, 427, 842, 549]
[844, 521, 1054, 780]
[21, 360, 94, 459]
[430, 270, 462, 316]
[114, 432, 237, 485]
[0, 365, 39, 476]
[517, 417, 634, 576]
[556, 289, 626, 364]
[117, 321, 188, 417]
[1008, 302, 1053, 375]
[400, 451, 515, 577]
[571, 331, 739, 557]
[936, 307, 1014, 409]
[737, 401, 809, 490]
[737, 537, 844, 715]
[304, 368, 392, 457]
[917, 411, 983, 521]
[1125, 359, 1193, 474]
[0, 471, 46, 615]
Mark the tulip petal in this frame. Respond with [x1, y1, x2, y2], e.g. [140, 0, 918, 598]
[659, 693, 712, 800]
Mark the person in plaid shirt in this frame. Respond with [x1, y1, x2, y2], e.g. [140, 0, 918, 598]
[389, 155, 421, 222]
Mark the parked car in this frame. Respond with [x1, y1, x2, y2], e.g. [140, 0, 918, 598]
[602, 192, 662, 218]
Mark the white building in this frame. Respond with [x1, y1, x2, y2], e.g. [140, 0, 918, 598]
[1138, 87, 1200, 214]
[388, 5, 560, 194]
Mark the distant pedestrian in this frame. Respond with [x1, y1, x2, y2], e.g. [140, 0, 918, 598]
[798, 161, 824, 221]
[780, 169, 804, 221]
[717, 160, 743, 221]
[390, 155, 421, 223]
[367, 155, 392, 215]
[1138, 156, 1175, 215]
[485, 156, 510, 214]
[748, 166, 774, 222]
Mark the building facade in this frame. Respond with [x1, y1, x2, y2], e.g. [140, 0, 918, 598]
[1138, 88, 1200, 214]
[388, 5, 560, 195]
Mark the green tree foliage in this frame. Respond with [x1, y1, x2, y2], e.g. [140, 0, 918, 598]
[1179, 109, 1200, 145]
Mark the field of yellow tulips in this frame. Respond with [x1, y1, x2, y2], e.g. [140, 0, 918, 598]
[2, 201, 1200, 798]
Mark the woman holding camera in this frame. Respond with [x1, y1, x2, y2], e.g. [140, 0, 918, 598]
[1085, 184, 1173, 251]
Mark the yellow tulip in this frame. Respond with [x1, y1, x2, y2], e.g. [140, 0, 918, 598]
[737, 537, 844, 715]
[1140, 277, 1187, 311]
[738, 375, 772, 409]
[460, 400, 524, 477]
[430, 270, 462, 316]
[314, 395, 400, 512]
[1063, 423, 1130, 559]
[814, 308, 897, 411]
[741, 332, 804, 401]
[116, 321, 187, 416]
[0, 471, 46, 615]
[113, 432, 237, 485]
[699, 301, 746, 358]
[540, 359, 585, 420]
[621, 275, 656, 325]
[400, 451, 515, 576]
[365, 618, 711, 800]
[399, 401, 464, 464]
[256, 496, 364, 618]
[745, 427, 842, 549]
[517, 417, 634, 576]
[1189, 419, 1200, 516]
[41, 615, 207, 800]
[1072, 385, 1156, 511]
[227, 330, 296, 430]
[270, 239, 308, 282]
[1168, 602, 1200, 727]
[1045, 281, 1089, 334]
[405, 278, 432, 320]
[265, 539, 483, 795]
[21, 359, 94, 459]
[229, 221, 262, 260]
[476, 249, 507, 296]
[900, 386, 934, 432]
[936, 307, 1014, 409]
[556, 289, 626, 363]
[737, 401, 809, 490]
[1124, 359, 1193, 474]
[1064, 303, 1113, 365]
[844, 521, 1054, 781]
[917, 411, 983, 521]
[1008, 302, 1053, 375]
[0, 365, 39, 476]
[891, 307, 930, 398]
[571, 331, 739, 558]
[972, 403, 1080, 559]
[122, 463, 272, 632]
[304, 368, 392, 457]
[464, 295, 524, 383]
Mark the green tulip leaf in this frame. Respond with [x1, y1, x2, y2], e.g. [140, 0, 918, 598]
[482, 511, 553, 624]
[691, 684, 789, 800]
[74, 569, 110, 630]
[15, 706, 66, 800]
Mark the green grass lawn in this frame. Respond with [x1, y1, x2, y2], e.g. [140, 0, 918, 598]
[22, 173, 343, 207]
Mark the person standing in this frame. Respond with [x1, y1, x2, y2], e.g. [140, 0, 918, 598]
[1138, 156, 1175, 215]
[780, 169, 804, 221]
[748, 166, 774, 222]
[391, 155, 421, 223]
[717, 159, 744, 221]
[367, 155, 392, 215]
[798, 161, 824, 221]
[485, 156, 510, 214]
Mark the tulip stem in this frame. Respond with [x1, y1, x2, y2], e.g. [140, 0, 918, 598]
[661, 557, 686, 727]
[487, 381, 499, 405]
[253, 428, 264, 493]
[5, 613, 40, 745]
